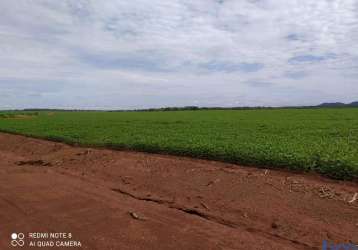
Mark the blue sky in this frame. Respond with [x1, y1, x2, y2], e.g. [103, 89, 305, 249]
[0, 0, 357, 109]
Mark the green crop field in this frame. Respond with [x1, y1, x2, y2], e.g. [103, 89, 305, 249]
[0, 108, 357, 180]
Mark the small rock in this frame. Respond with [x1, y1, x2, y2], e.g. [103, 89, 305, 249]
[129, 212, 146, 221]
[206, 178, 220, 186]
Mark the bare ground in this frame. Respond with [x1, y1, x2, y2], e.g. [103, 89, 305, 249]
[0, 132, 357, 250]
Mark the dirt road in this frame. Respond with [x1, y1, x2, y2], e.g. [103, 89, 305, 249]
[0, 133, 357, 249]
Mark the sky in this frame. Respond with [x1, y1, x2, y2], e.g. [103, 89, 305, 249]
[0, 0, 358, 109]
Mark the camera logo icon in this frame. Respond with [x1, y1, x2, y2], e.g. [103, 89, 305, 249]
[11, 233, 25, 247]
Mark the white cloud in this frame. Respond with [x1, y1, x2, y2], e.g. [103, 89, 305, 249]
[0, 0, 357, 109]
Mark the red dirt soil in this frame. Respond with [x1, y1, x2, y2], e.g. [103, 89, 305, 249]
[0, 133, 357, 250]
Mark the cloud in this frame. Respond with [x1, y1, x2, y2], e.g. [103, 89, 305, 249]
[284, 71, 308, 80]
[0, 0, 357, 109]
[199, 61, 264, 73]
[286, 34, 302, 42]
[289, 55, 326, 63]
[288, 54, 336, 64]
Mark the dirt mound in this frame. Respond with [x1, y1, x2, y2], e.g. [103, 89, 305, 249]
[0, 132, 357, 249]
